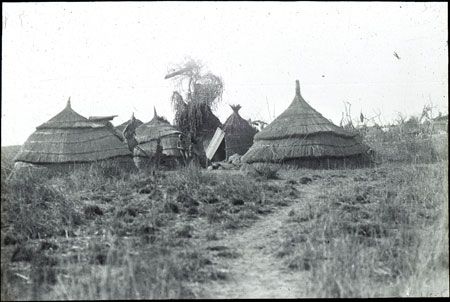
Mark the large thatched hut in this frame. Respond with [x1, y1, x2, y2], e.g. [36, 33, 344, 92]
[241, 80, 371, 169]
[133, 109, 187, 169]
[14, 99, 135, 171]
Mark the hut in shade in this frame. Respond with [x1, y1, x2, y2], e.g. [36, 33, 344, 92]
[241, 80, 371, 169]
[133, 109, 186, 169]
[195, 104, 223, 152]
[206, 105, 257, 161]
[13, 99, 135, 171]
[223, 104, 258, 159]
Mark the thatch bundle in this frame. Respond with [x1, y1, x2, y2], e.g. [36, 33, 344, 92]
[223, 105, 257, 159]
[14, 100, 135, 171]
[241, 80, 371, 169]
[133, 110, 186, 169]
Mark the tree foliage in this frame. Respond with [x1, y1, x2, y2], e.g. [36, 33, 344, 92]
[166, 58, 223, 138]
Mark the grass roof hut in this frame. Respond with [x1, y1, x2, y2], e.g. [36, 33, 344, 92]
[133, 109, 186, 170]
[115, 117, 144, 134]
[14, 99, 135, 172]
[241, 80, 371, 169]
[222, 104, 257, 159]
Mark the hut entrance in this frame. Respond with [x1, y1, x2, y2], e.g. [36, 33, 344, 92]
[205, 127, 226, 162]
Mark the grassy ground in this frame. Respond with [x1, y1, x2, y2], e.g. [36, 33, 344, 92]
[1, 135, 448, 299]
[1, 162, 296, 300]
[276, 163, 448, 297]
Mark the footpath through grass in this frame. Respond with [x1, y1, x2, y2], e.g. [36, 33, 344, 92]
[1, 163, 295, 300]
[1, 161, 448, 299]
[276, 163, 449, 298]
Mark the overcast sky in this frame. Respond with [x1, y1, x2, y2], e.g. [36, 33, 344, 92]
[2, 2, 448, 146]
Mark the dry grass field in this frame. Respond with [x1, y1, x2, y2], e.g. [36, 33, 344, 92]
[1, 134, 448, 299]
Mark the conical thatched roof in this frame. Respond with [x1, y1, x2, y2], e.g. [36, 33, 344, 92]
[116, 117, 144, 133]
[223, 104, 257, 158]
[135, 111, 181, 144]
[254, 82, 354, 141]
[37, 99, 91, 129]
[134, 109, 184, 159]
[242, 81, 370, 168]
[14, 99, 133, 164]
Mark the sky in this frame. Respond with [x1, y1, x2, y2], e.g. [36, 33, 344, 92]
[1, 2, 448, 146]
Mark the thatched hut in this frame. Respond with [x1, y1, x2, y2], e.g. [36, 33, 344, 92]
[223, 104, 258, 159]
[206, 105, 257, 161]
[241, 80, 371, 169]
[14, 99, 135, 172]
[115, 117, 144, 134]
[88, 115, 126, 141]
[133, 109, 187, 170]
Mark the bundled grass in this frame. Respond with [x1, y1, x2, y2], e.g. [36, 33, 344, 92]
[277, 163, 448, 297]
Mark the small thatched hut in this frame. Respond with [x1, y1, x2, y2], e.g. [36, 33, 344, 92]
[241, 80, 371, 169]
[133, 109, 187, 169]
[14, 99, 135, 171]
[115, 116, 144, 134]
[206, 105, 257, 161]
[223, 104, 258, 159]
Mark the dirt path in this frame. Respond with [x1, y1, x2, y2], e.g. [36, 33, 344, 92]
[198, 181, 322, 299]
